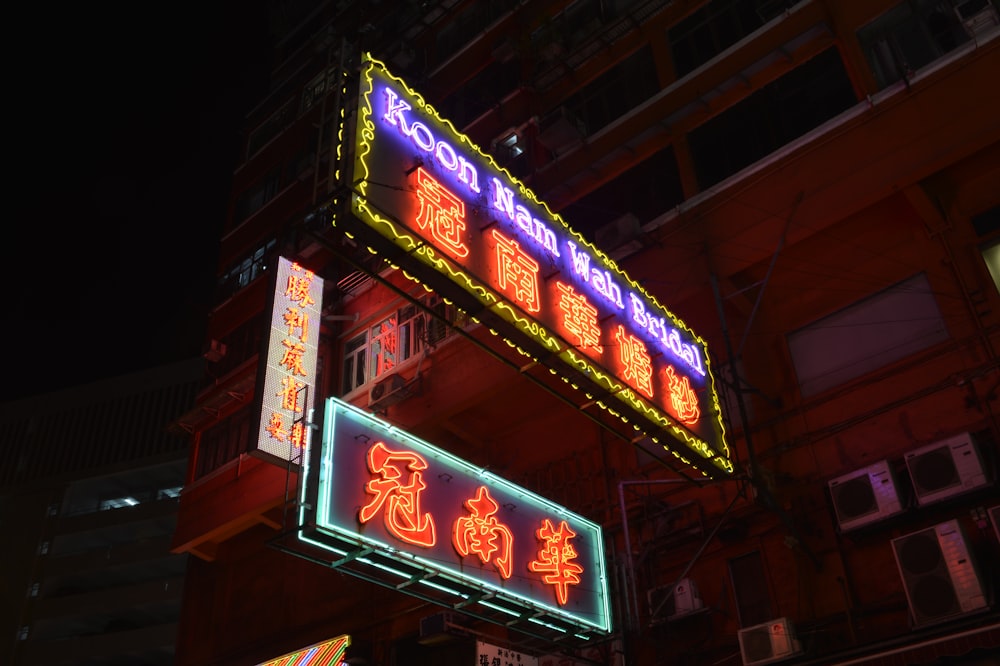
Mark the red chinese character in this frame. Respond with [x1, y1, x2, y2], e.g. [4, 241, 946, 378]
[453, 486, 514, 579]
[280, 339, 308, 377]
[283, 307, 309, 342]
[264, 411, 287, 441]
[278, 375, 305, 413]
[556, 281, 602, 353]
[285, 265, 316, 308]
[528, 518, 584, 606]
[415, 168, 469, 259]
[358, 442, 437, 547]
[665, 365, 700, 425]
[491, 229, 540, 313]
[616, 325, 653, 398]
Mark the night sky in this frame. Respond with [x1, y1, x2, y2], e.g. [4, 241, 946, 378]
[5, 3, 272, 402]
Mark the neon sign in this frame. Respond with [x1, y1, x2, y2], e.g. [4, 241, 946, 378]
[350, 55, 731, 476]
[256, 634, 350, 666]
[305, 397, 611, 633]
[253, 257, 324, 463]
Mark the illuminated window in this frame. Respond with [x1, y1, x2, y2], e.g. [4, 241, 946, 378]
[787, 273, 948, 397]
[341, 302, 428, 394]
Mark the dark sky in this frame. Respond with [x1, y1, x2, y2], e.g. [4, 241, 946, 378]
[5, 4, 272, 402]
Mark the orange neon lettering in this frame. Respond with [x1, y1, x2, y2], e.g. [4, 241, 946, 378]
[556, 281, 602, 353]
[415, 167, 469, 259]
[528, 518, 584, 606]
[491, 229, 540, 313]
[289, 421, 307, 449]
[358, 442, 436, 547]
[616, 325, 654, 398]
[278, 375, 305, 413]
[285, 267, 316, 308]
[265, 411, 288, 441]
[280, 339, 308, 377]
[283, 307, 310, 342]
[665, 365, 700, 425]
[453, 486, 514, 579]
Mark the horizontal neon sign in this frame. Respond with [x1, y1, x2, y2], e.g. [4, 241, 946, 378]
[351, 55, 730, 475]
[310, 397, 611, 633]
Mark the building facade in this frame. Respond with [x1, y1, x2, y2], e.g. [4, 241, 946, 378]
[170, 1, 1000, 664]
[2, 359, 203, 665]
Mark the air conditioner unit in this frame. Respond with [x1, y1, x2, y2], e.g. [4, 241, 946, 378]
[594, 212, 640, 249]
[891, 519, 988, 627]
[828, 459, 904, 531]
[737, 617, 802, 666]
[368, 373, 408, 409]
[955, 0, 999, 37]
[648, 577, 704, 623]
[904, 433, 988, 506]
[418, 611, 461, 645]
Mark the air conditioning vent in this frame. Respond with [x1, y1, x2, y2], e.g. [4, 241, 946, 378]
[828, 460, 904, 531]
[737, 617, 802, 666]
[904, 433, 988, 506]
[891, 519, 988, 627]
[368, 373, 409, 409]
[648, 577, 704, 624]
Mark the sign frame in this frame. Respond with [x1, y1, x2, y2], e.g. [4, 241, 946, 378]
[344, 54, 731, 477]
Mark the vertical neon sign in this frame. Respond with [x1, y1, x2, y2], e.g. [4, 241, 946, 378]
[254, 257, 324, 463]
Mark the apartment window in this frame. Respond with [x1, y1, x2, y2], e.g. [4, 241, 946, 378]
[217, 238, 277, 301]
[858, 0, 999, 89]
[437, 59, 521, 130]
[688, 47, 856, 190]
[787, 273, 948, 397]
[559, 146, 683, 241]
[301, 65, 342, 113]
[669, 0, 805, 78]
[729, 550, 773, 627]
[247, 99, 295, 156]
[434, 0, 519, 59]
[235, 169, 282, 222]
[562, 45, 659, 138]
[342, 303, 426, 394]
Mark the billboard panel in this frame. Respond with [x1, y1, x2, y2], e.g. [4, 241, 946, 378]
[349, 55, 731, 476]
[302, 397, 612, 636]
[253, 256, 324, 463]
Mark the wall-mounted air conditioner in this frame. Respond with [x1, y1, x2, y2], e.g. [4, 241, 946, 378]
[904, 433, 988, 506]
[737, 617, 802, 666]
[891, 519, 988, 627]
[368, 373, 409, 409]
[647, 577, 704, 623]
[828, 459, 904, 531]
[417, 611, 461, 645]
